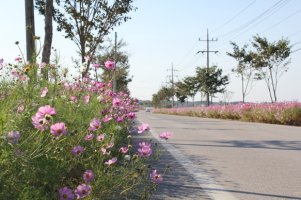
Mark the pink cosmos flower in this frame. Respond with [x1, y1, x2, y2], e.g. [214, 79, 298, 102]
[40, 87, 48, 97]
[119, 147, 129, 154]
[20, 76, 27, 81]
[88, 118, 101, 131]
[32, 105, 56, 131]
[106, 142, 114, 148]
[116, 116, 124, 123]
[137, 123, 150, 134]
[74, 184, 91, 199]
[104, 60, 115, 70]
[138, 142, 152, 157]
[103, 115, 112, 123]
[112, 97, 121, 107]
[83, 95, 90, 104]
[71, 146, 85, 155]
[31, 114, 49, 131]
[105, 157, 117, 166]
[37, 105, 56, 118]
[101, 147, 110, 155]
[83, 76, 90, 83]
[92, 63, 100, 68]
[96, 134, 105, 142]
[84, 55, 91, 62]
[59, 187, 75, 200]
[11, 69, 20, 78]
[150, 170, 163, 183]
[159, 132, 173, 140]
[39, 62, 46, 69]
[70, 96, 78, 103]
[83, 170, 94, 182]
[50, 122, 67, 137]
[7, 131, 21, 144]
[17, 104, 24, 113]
[15, 57, 22, 62]
[127, 112, 136, 119]
[84, 133, 95, 141]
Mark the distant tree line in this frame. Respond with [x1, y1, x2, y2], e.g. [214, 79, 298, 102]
[152, 35, 291, 107]
[152, 65, 229, 108]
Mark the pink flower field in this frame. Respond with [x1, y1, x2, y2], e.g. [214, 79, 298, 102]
[154, 102, 301, 126]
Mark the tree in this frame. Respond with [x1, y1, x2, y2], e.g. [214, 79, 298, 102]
[227, 42, 254, 103]
[152, 86, 174, 108]
[251, 35, 291, 103]
[39, 0, 54, 80]
[175, 81, 188, 105]
[35, 0, 136, 76]
[96, 39, 132, 92]
[182, 76, 199, 106]
[196, 66, 229, 105]
[152, 94, 161, 108]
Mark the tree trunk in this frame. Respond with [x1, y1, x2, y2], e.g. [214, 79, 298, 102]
[269, 67, 277, 102]
[192, 96, 195, 107]
[241, 74, 245, 103]
[25, 0, 35, 63]
[41, 0, 53, 80]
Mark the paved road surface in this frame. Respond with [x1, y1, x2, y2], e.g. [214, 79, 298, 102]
[136, 111, 301, 200]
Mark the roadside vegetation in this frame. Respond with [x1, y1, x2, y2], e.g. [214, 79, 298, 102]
[0, 1, 173, 199]
[0, 57, 170, 199]
[154, 102, 301, 126]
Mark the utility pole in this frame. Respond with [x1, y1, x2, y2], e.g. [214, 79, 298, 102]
[197, 29, 218, 106]
[167, 63, 177, 108]
[25, 0, 35, 63]
[113, 32, 117, 93]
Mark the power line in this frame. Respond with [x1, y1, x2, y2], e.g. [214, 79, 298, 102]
[216, 0, 288, 39]
[260, 8, 301, 34]
[288, 29, 301, 38]
[214, 0, 296, 54]
[228, 0, 291, 39]
[291, 47, 301, 53]
[211, 0, 257, 34]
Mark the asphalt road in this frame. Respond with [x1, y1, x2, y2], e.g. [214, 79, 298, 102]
[136, 111, 301, 200]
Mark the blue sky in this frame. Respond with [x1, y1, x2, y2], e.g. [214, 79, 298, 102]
[0, 0, 300, 102]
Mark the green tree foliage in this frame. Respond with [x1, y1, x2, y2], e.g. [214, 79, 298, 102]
[196, 66, 229, 105]
[182, 76, 199, 106]
[227, 42, 254, 103]
[152, 86, 174, 108]
[251, 35, 291, 103]
[175, 81, 188, 105]
[35, 0, 136, 75]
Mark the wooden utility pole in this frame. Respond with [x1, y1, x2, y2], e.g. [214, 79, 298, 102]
[25, 0, 36, 63]
[197, 29, 218, 106]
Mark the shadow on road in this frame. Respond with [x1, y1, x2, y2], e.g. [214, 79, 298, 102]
[169, 140, 301, 151]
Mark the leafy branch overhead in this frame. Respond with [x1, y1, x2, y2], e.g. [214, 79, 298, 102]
[35, 0, 136, 70]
